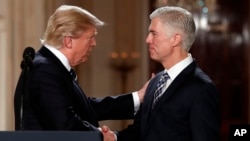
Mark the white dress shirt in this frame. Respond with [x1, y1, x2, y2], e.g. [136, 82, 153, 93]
[159, 54, 193, 98]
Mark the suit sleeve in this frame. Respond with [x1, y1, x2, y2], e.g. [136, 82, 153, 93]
[190, 83, 220, 141]
[116, 107, 141, 141]
[90, 94, 134, 121]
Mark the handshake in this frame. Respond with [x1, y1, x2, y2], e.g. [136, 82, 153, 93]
[98, 125, 117, 141]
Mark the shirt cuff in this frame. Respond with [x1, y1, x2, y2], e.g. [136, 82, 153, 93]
[132, 91, 140, 114]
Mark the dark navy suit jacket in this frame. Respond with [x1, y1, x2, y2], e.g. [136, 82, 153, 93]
[14, 46, 134, 131]
[118, 61, 220, 141]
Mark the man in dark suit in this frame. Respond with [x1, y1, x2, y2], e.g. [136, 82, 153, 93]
[102, 6, 220, 141]
[14, 5, 148, 138]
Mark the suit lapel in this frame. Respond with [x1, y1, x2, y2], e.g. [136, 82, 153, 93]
[72, 80, 99, 126]
[141, 61, 197, 137]
[38, 46, 99, 126]
[152, 62, 196, 110]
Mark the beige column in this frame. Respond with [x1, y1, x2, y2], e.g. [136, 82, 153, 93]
[0, 0, 11, 130]
[0, 0, 50, 130]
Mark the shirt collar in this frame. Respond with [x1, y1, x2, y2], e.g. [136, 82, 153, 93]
[165, 53, 193, 80]
[44, 44, 71, 71]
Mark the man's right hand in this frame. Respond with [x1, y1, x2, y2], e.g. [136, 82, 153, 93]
[99, 125, 117, 141]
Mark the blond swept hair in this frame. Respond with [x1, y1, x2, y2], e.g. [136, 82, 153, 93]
[42, 5, 104, 48]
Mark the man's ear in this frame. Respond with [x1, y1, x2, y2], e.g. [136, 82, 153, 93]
[63, 36, 73, 48]
[172, 33, 182, 47]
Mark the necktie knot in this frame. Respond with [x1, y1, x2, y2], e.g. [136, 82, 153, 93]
[159, 72, 169, 83]
[70, 69, 77, 81]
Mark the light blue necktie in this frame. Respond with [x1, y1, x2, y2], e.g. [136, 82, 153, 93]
[152, 72, 169, 109]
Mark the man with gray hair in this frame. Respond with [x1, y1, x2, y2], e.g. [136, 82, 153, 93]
[102, 6, 220, 141]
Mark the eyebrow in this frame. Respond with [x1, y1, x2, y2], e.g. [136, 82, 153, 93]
[149, 30, 158, 34]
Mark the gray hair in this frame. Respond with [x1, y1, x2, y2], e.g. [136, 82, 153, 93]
[150, 6, 196, 51]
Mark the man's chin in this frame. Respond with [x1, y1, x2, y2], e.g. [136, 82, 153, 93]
[149, 53, 155, 59]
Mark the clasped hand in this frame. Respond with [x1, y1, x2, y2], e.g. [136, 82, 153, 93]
[98, 125, 117, 141]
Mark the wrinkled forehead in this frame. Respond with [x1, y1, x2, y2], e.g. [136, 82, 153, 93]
[82, 26, 98, 36]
